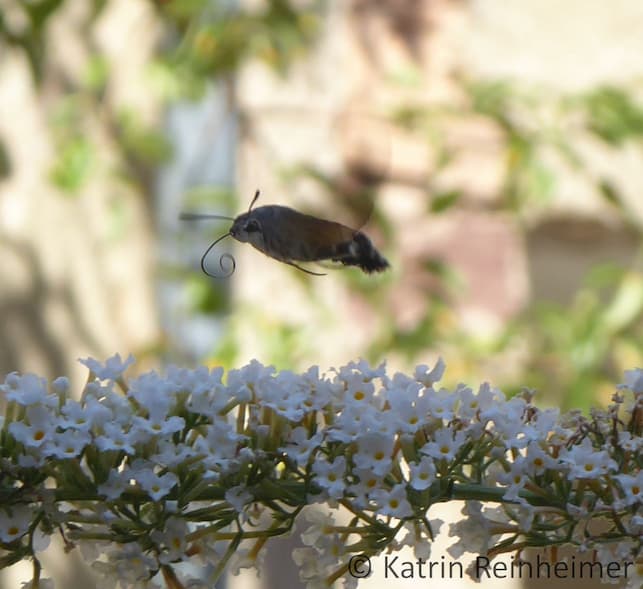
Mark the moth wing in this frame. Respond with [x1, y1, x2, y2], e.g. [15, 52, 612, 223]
[260, 208, 356, 263]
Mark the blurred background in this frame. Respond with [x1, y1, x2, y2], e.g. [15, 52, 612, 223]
[1, 0, 642, 587]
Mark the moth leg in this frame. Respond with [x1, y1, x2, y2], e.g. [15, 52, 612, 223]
[283, 260, 327, 276]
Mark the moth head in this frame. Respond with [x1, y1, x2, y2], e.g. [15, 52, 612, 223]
[230, 211, 264, 246]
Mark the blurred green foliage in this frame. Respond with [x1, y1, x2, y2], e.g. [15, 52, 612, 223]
[583, 86, 643, 145]
[154, 0, 321, 94]
[48, 97, 96, 194]
[0, 137, 13, 179]
[0, 0, 641, 411]
[521, 266, 643, 408]
[0, 0, 64, 81]
[0, 0, 320, 196]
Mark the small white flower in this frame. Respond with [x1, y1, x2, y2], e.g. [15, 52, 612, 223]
[524, 441, 557, 476]
[457, 381, 503, 419]
[98, 471, 129, 500]
[225, 485, 253, 513]
[58, 400, 91, 431]
[227, 359, 275, 396]
[498, 458, 528, 500]
[559, 437, 617, 480]
[9, 406, 58, 448]
[339, 358, 387, 383]
[46, 429, 91, 459]
[1, 373, 57, 407]
[0, 505, 33, 543]
[258, 375, 306, 422]
[79, 353, 135, 381]
[195, 421, 246, 467]
[421, 428, 467, 462]
[51, 376, 70, 395]
[292, 546, 331, 583]
[413, 358, 445, 387]
[82, 382, 128, 423]
[182, 366, 229, 415]
[150, 440, 194, 468]
[342, 375, 377, 409]
[327, 405, 381, 443]
[408, 456, 436, 490]
[313, 456, 347, 499]
[369, 483, 413, 519]
[618, 368, 643, 393]
[128, 371, 178, 415]
[298, 365, 334, 412]
[135, 469, 178, 501]
[527, 408, 560, 440]
[350, 468, 385, 507]
[282, 427, 323, 467]
[132, 414, 185, 438]
[353, 433, 394, 476]
[617, 431, 643, 452]
[425, 387, 457, 421]
[615, 472, 643, 506]
[387, 382, 431, 434]
[151, 517, 189, 563]
[167, 364, 224, 394]
[92, 542, 157, 585]
[300, 509, 337, 547]
[482, 396, 527, 446]
[94, 422, 138, 454]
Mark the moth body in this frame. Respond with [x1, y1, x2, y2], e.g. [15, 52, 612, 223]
[180, 190, 389, 277]
[230, 205, 389, 273]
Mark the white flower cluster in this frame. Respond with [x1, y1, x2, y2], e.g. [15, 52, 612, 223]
[0, 356, 641, 589]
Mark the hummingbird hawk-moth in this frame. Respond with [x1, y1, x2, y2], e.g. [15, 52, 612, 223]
[180, 190, 389, 278]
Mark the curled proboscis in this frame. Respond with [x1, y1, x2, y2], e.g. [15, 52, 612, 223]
[200, 233, 236, 279]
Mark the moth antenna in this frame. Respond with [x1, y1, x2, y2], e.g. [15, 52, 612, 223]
[179, 212, 236, 222]
[200, 232, 236, 279]
[248, 189, 261, 213]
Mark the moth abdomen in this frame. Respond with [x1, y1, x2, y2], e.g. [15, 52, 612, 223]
[334, 232, 389, 273]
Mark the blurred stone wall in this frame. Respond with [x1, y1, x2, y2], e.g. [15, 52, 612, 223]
[0, 0, 161, 388]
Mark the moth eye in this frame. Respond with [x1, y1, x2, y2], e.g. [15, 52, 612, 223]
[245, 220, 260, 233]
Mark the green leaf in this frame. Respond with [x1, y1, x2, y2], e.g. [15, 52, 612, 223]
[82, 55, 109, 92]
[118, 111, 173, 165]
[185, 275, 228, 314]
[584, 86, 643, 145]
[0, 137, 11, 179]
[430, 190, 461, 213]
[598, 178, 621, 208]
[49, 137, 94, 194]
